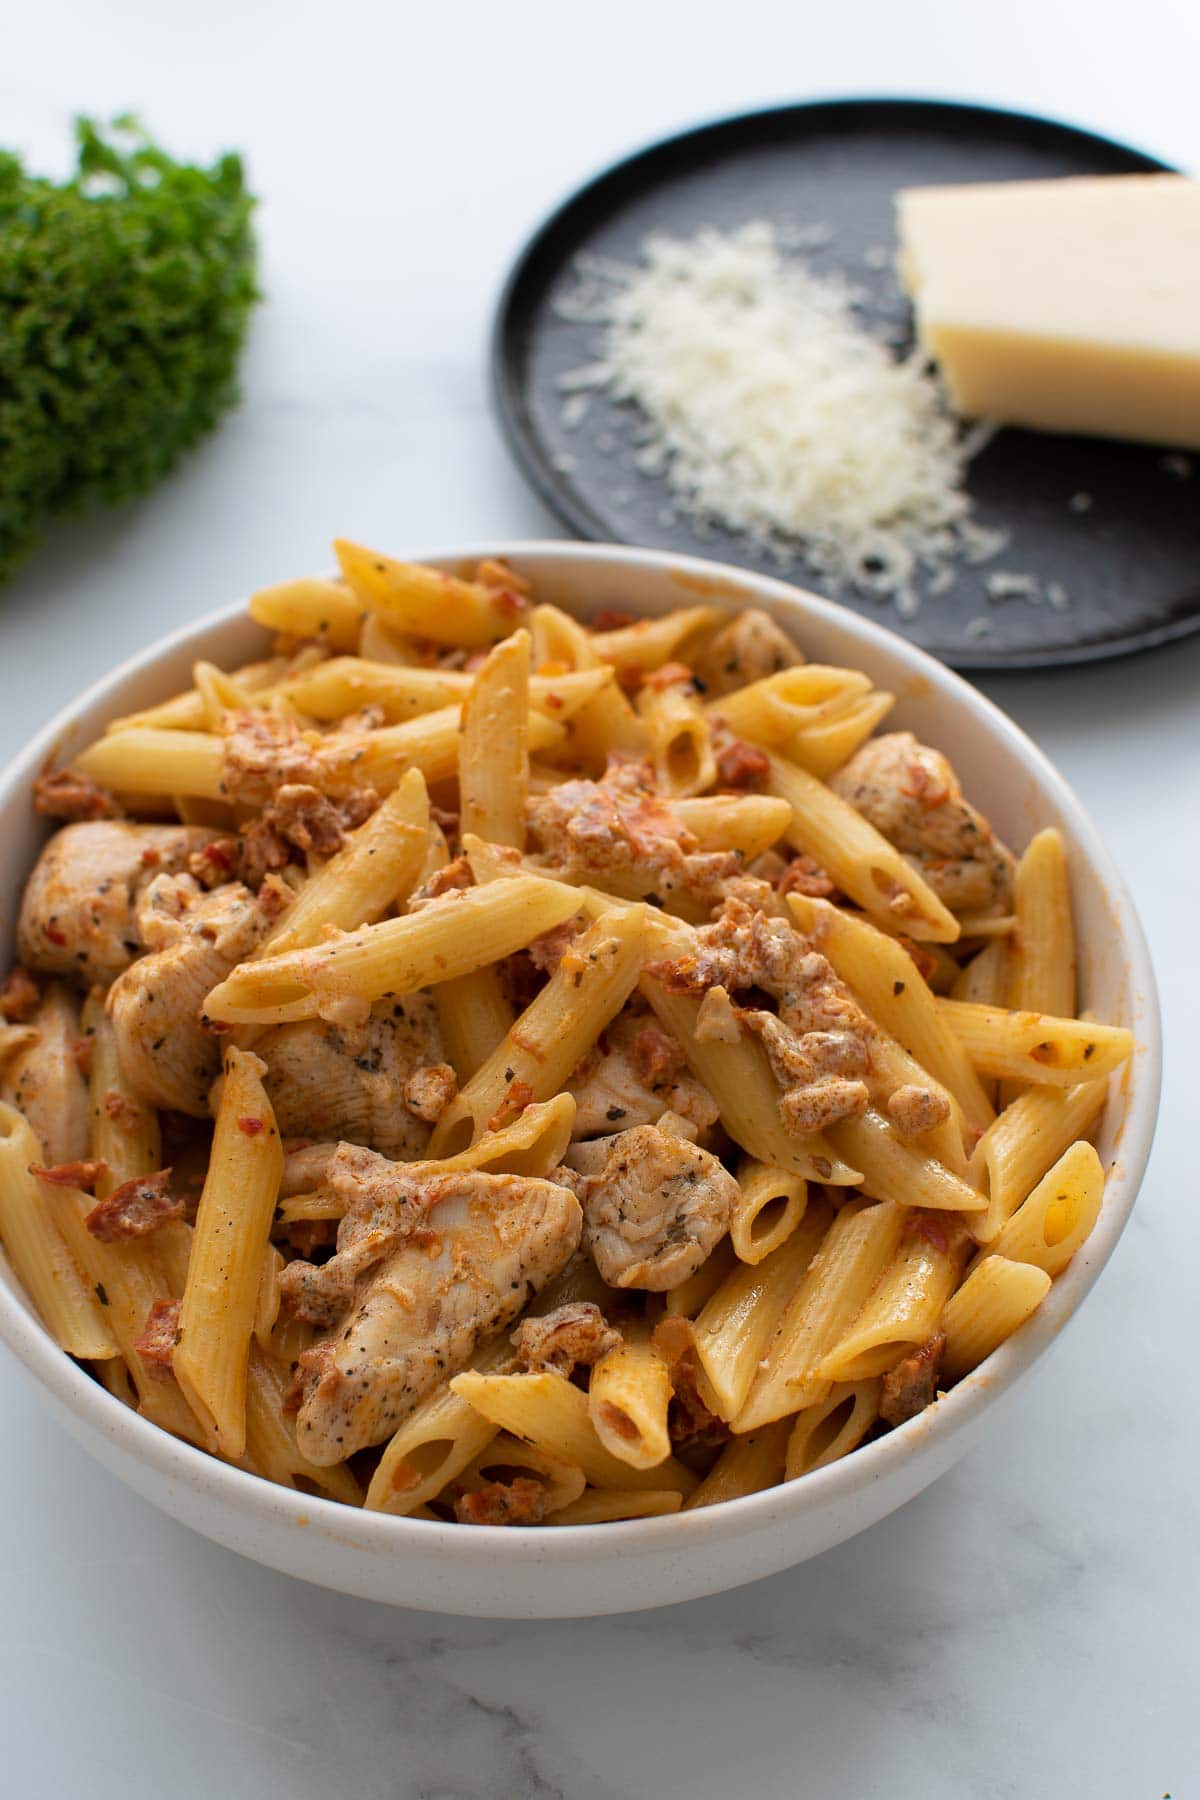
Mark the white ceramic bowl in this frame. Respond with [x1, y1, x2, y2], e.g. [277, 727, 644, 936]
[0, 542, 1160, 1618]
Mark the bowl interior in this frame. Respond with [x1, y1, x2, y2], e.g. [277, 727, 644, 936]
[0, 541, 1160, 1596]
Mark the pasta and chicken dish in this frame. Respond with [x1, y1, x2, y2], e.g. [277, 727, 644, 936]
[0, 545, 1132, 1526]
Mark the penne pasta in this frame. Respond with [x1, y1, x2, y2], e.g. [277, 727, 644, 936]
[364, 1339, 508, 1515]
[941, 1256, 1052, 1383]
[985, 1141, 1105, 1276]
[671, 794, 793, 858]
[172, 1049, 283, 1459]
[951, 937, 1010, 1007]
[784, 1381, 882, 1478]
[936, 998, 1132, 1087]
[550, 1488, 683, 1525]
[205, 876, 585, 1025]
[248, 576, 366, 649]
[970, 1079, 1108, 1243]
[587, 1320, 673, 1471]
[734, 1200, 907, 1430]
[260, 770, 432, 957]
[459, 629, 531, 848]
[450, 1369, 697, 1494]
[710, 664, 874, 747]
[692, 1199, 833, 1421]
[456, 1431, 586, 1517]
[663, 1236, 739, 1318]
[429, 907, 645, 1155]
[636, 667, 716, 797]
[81, 992, 161, 1198]
[241, 1349, 363, 1505]
[588, 605, 726, 673]
[0, 1105, 118, 1360]
[335, 540, 530, 646]
[684, 1419, 792, 1509]
[768, 753, 960, 943]
[729, 1159, 808, 1264]
[434, 967, 515, 1083]
[1007, 827, 1076, 1021]
[826, 1110, 986, 1214]
[818, 1214, 967, 1380]
[787, 690, 896, 781]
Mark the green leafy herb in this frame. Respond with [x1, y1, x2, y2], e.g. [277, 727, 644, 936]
[0, 115, 258, 579]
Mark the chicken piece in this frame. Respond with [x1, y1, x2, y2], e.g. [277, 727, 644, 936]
[238, 784, 379, 888]
[741, 1010, 870, 1134]
[134, 1298, 182, 1379]
[830, 732, 1015, 915]
[0, 966, 41, 1022]
[567, 1009, 719, 1142]
[108, 880, 281, 1116]
[511, 1302, 622, 1375]
[288, 1170, 582, 1463]
[17, 821, 218, 986]
[258, 994, 448, 1159]
[526, 756, 741, 913]
[693, 608, 804, 697]
[880, 1331, 947, 1427]
[0, 983, 90, 1164]
[886, 1083, 951, 1138]
[568, 1123, 738, 1291]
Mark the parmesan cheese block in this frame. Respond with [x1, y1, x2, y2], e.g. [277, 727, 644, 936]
[897, 175, 1200, 449]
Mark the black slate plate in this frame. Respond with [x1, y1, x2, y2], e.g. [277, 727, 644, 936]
[491, 98, 1198, 671]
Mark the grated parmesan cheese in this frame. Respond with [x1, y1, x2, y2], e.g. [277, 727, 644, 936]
[556, 221, 1006, 614]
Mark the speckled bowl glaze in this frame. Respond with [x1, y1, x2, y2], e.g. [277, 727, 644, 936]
[0, 543, 1160, 1618]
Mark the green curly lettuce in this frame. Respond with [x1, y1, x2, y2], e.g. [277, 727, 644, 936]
[0, 115, 258, 579]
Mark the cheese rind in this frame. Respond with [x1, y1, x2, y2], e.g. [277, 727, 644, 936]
[897, 175, 1200, 450]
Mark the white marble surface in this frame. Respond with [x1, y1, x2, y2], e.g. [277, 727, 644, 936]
[1, 4, 1197, 1794]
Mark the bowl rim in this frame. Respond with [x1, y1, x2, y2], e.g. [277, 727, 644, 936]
[0, 537, 1162, 1570]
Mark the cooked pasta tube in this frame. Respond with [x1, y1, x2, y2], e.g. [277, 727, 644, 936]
[985, 1141, 1105, 1276]
[529, 603, 601, 670]
[1007, 828, 1076, 1021]
[549, 1488, 683, 1525]
[335, 540, 529, 647]
[426, 1096, 578, 1180]
[0, 1105, 117, 1359]
[639, 974, 859, 1184]
[730, 1160, 808, 1265]
[254, 1244, 284, 1349]
[970, 1080, 1107, 1243]
[82, 992, 161, 1198]
[692, 1200, 833, 1421]
[312, 704, 564, 795]
[768, 754, 960, 943]
[260, 771, 431, 957]
[364, 1338, 508, 1515]
[789, 894, 993, 1131]
[683, 1419, 791, 1510]
[429, 907, 645, 1155]
[74, 728, 227, 801]
[435, 968, 515, 1082]
[193, 660, 259, 728]
[451, 1370, 698, 1493]
[248, 576, 366, 649]
[818, 1215, 967, 1380]
[459, 629, 531, 848]
[458, 1431, 587, 1517]
[826, 1111, 986, 1214]
[951, 937, 1010, 1007]
[204, 876, 585, 1025]
[273, 656, 613, 724]
[172, 1049, 283, 1459]
[636, 668, 716, 797]
[784, 1381, 882, 1478]
[941, 1256, 1052, 1383]
[241, 1350, 363, 1505]
[588, 605, 726, 673]
[587, 1320, 673, 1471]
[936, 999, 1131, 1087]
[734, 1200, 907, 1431]
[788, 691, 896, 781]
[671, 795, 793, 858]
[709, 664, 873, 746]
[0, 1024, 38, 1066]
[105, 654, 293, 735]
